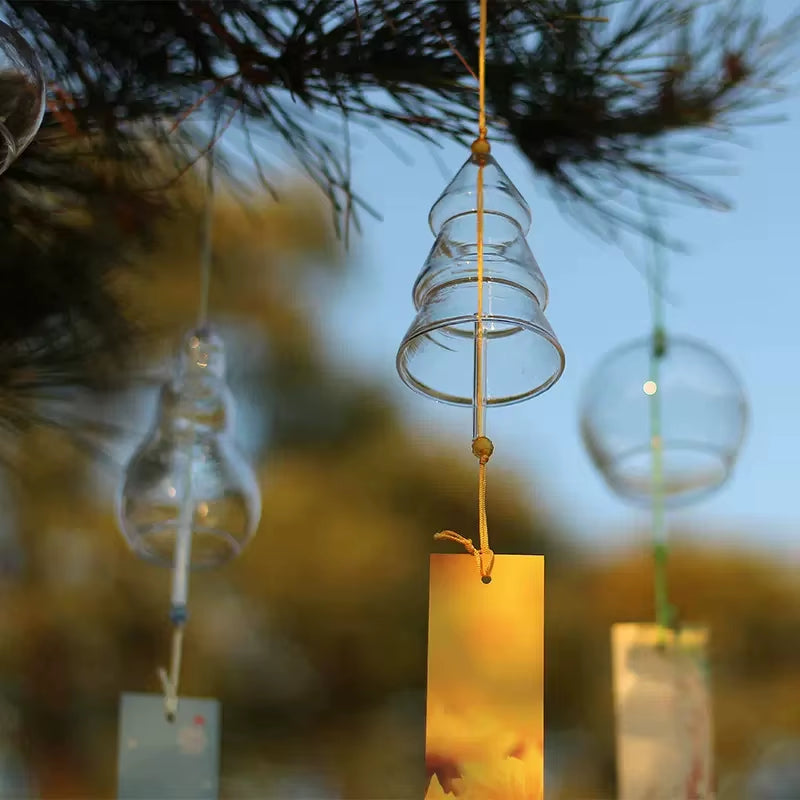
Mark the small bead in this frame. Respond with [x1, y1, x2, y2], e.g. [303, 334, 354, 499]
[169, 604, 188, 625]
[652, 327, 667, 359]
[471, 137, 491, 157]
[472, 435, 494, 460]
[481, 575, 492, 584]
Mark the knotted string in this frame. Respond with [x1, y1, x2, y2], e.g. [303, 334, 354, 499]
[158, 626, 185, 723]
[435, 435, 496, 582]
[435, 0, 496, 582]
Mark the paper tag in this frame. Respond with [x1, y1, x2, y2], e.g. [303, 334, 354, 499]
[612, 623, 714, 800]
[117, 693, 221, 800]
[425, 554, 544, 800]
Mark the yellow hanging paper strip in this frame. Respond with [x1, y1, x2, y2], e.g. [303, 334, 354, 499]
[425, 554, 544, 799]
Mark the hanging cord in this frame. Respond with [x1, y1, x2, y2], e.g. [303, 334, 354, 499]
[435, 0, 495, 583]
[643, 198, 677, 634]
[435, 436, 495, 582]
[158, 123, 220, 721]
[158, 626, 185, 722]
[197, 138, 216, 331]
[476, 0, 488, 143]
[158, 463, 194, 722]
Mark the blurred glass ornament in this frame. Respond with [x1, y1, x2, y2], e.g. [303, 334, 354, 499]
[118, 327, 261, 569]
[580, 334, 748, 506]
[0, 21, 46, 174]
[396, 149, 564, 406]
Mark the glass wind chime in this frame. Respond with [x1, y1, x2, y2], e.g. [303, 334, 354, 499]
[580, 225, 748, 629]
[0, 19, 46, 174]
[395, 0, 564, 581]
[580, 218, 747, 800]
[402, 7, 557, 796]
[117, 145, 261, 721]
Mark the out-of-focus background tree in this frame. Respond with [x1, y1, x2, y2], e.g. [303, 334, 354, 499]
[0, 184, 798, 799]
[0, 0, 797, 798]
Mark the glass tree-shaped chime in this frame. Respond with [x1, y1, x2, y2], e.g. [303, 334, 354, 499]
[396, 149, 564, 407]
[0, 19, 46, 174]
[396, 121, 564, 580]
[402, 7, 561, 794]
[117, 148, 261, 720]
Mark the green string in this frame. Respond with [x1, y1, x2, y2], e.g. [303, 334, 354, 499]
[645, 205, 676, 633]
[649, 327, 671, 630]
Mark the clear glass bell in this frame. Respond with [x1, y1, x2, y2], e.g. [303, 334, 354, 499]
[0, 21, 45, 174]
[118, 327, 261, 568]
[580, 334, 748, 506]
[396, 150, 565, 405]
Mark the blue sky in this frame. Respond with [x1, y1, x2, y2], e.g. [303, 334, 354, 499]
[315, 0, 800, 559]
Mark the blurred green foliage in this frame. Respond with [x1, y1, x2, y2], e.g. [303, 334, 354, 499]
[0, 184, 797, 800]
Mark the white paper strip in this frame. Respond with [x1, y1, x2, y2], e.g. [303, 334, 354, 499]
[612, 623, 714, 800]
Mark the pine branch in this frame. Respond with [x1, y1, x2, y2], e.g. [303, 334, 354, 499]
[0, 0, 794, 236]
[0, 122, 176, 460]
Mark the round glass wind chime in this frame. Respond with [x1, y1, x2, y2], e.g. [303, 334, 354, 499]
[0, 18, 46, 174]
[579, 221, 747, 628]
[117, 144, 261, 720]
[396, 0, 565, 582]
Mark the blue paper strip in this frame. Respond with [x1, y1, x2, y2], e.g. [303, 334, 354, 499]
[117, 692, 221, 800]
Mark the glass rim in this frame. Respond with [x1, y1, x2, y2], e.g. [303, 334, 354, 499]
[396, 314, 565, 407]
[119, 523, 254, 570]
[427, 207, 529, 237]
[597, 439, 736, 507]
[411, 274, 549, 313]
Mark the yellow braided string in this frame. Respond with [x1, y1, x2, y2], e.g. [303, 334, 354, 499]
[434, 0, 496, 583]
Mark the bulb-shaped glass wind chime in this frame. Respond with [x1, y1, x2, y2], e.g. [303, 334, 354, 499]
[396, 0, 564, 581]
[579, 221, 747, 627]
[117, 146, 261, 719]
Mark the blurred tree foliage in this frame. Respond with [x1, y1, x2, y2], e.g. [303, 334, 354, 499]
[0, 2, 794, 798]
[0, 187, 797, 800]
[5, 0, 798, 235]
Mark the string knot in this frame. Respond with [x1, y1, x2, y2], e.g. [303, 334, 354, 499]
[652, 326, 667, 359]
[158, 624, 186, 723]
[655, 606, 682, 651]
[434, 530, 494, 583]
